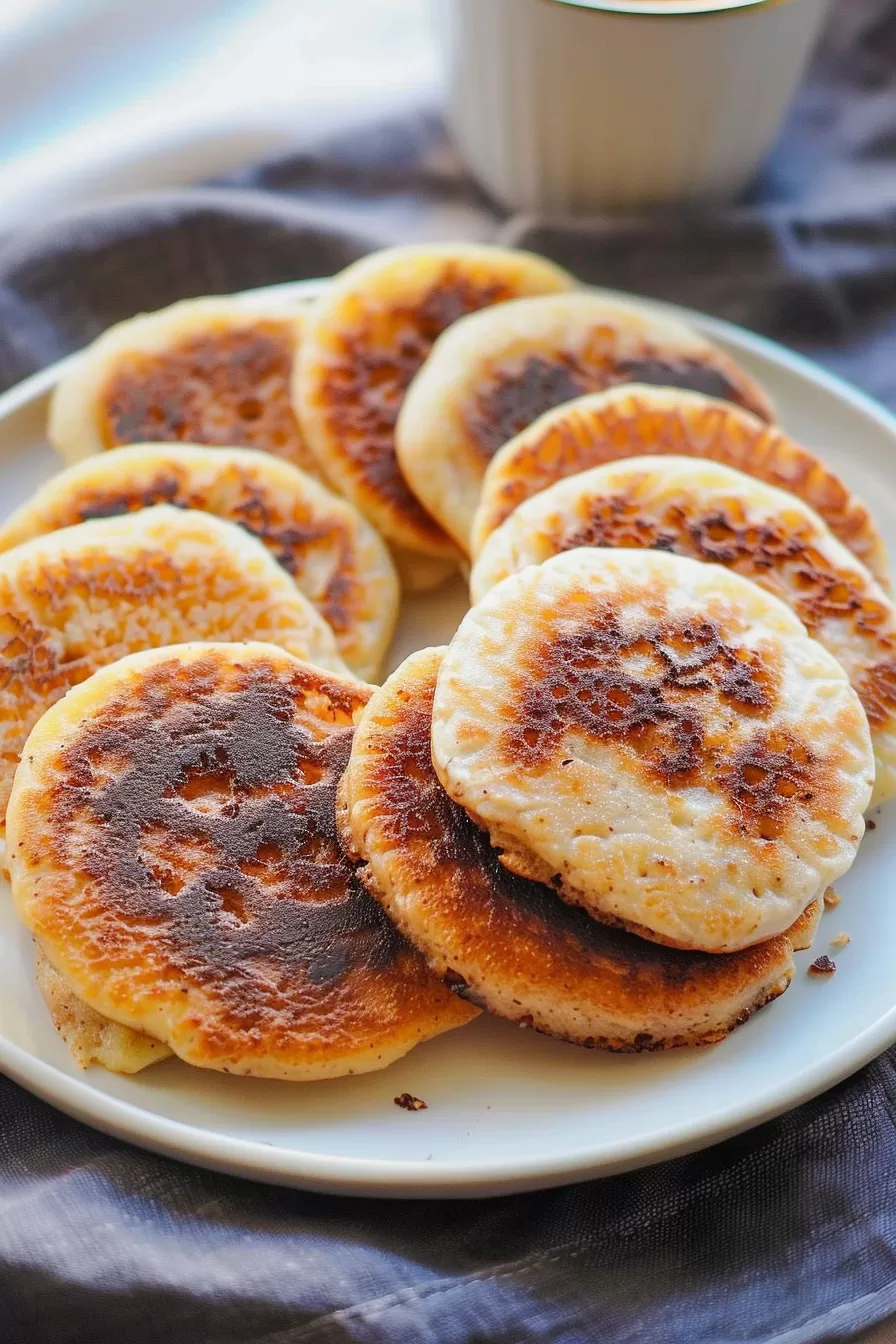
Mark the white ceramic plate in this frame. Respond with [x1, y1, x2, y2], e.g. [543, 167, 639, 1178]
[1, 279, 895, 1200]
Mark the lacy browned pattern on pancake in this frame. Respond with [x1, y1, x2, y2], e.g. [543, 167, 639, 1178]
[538, 485, 896, 734]
[477, 394, 880, 576]
[502, 592, 843, 843]
[36, 654, 415, 1056]
[352, 656, 794, 1050]
[100, 320, 310, 465]
[48, 467, 361, 641]
[465, 351, 760, 466]
[0, 594, 93, 815]
[0, 510, 350, 826]
[316, 267, 514, 547]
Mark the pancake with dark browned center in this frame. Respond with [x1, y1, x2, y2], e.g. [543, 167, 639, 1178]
[48, 297, 319, 477]
[0, 505, 348, 837]
[340, 647, 822, 1051]
[432, 550, 873, 954]
[294, 244, 575, 578]
[395, 296, 775, 552]
[7, 643, 477, 1078]
[470, 385, 889, 586]
[0, 444, 399, 681]
[470, 455, 896, 804]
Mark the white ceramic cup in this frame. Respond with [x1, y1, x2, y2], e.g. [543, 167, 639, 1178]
[439, 0, 834, 212]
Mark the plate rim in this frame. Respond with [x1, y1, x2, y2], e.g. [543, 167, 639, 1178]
[2, 276, 895, 1199]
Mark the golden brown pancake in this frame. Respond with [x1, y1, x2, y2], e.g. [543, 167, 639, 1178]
[471, 385, 890, 586]
[340, 647, 819, 1051]
[0, 444, 399, 680]
[34, 948, 172, 1073]
[395, 295, 775, 551]
[48, 297, 319, 476]
[8, 643, 477, 1079]
[432, 550, 873, 954]
[469, 455, 896, 805]
[294, 243, 575, 577]
[0, 505, 347, 835]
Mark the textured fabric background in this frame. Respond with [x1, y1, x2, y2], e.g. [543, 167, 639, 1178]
[2, 2, 896, 1340]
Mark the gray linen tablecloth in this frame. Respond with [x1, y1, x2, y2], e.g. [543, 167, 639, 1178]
[3, 2, 896, 1339]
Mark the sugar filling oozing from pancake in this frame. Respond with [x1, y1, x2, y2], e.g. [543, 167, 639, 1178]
[8, 645, 475, 1078]
[341, 648, 807, 1051]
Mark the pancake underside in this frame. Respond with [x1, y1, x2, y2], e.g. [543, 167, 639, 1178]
[34, 946, 172, 1073]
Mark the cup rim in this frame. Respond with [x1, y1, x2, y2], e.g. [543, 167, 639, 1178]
[540, 0, 795, 15]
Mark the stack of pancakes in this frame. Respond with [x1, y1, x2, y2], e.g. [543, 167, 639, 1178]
[1, 243, 887, 1081]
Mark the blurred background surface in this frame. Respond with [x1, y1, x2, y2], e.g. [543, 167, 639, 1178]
[0, 0, 436, 227]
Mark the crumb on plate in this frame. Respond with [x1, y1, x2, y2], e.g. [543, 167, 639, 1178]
[808, 955, 837, 977]
[823, 887, 841, 908]
[394, 1092, 427, 1111]
[830, 932, 851, 949]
